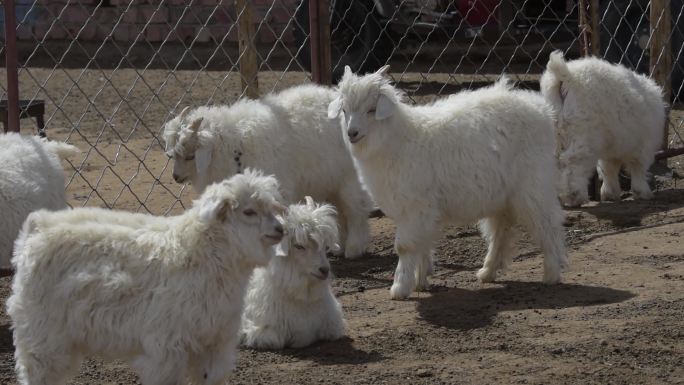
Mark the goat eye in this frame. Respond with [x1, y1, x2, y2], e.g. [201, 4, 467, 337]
[294, 244, 305, 250]
[368, 108, 376, 115]
[243, 209, 257, 216]
[342, 108, 347, 115]
[185, 155, 195, 161]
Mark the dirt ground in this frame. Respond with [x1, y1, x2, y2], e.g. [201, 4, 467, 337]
[0, 66, 683, 384]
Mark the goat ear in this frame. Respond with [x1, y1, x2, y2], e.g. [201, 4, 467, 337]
[198, 197, 231, 223]
[305, 196, 315, 209]
[328, 96, 343, 119]
[188, 117, 203, 133]
[375, 93, 395, 120]
[344, 65, 352, 77]
[376, 65, 390, 77]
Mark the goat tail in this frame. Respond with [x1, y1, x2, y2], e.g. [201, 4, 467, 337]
[546, 50, 573, 84]
[42, 140, 81, 160]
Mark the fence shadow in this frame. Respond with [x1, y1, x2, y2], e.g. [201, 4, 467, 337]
[414, 281, 635, 330]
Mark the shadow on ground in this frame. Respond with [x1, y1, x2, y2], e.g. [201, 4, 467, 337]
[0, 323, 13, 354]
[415, 281, 635, 330]
[267, 337, 385, 366]
[577, 189, 684, 228]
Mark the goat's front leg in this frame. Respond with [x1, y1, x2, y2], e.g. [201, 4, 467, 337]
[390, 217, 437, 300]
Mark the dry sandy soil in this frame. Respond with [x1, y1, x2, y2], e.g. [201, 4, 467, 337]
[0, 65, 683, 384]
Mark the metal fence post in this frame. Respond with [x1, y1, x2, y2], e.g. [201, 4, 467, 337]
[4, 0, 20, 133]
[650, 0, 672, 150]
[309, 0, 331, 85]
[236, 0, 259, 98]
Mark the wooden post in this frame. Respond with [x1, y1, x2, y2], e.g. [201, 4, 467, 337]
[590, 0, 600, 55]
[4, 0, 20, 132]
[577, 0, 590, 56]
[236, 0, 259, 98]
[650, 0, 672, 150]
[309, 0, 332, 85]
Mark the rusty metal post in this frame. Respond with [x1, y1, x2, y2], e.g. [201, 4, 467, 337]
[4, 0, 20, 132]
[236, 0, 259, 98]
[309, 0, 332, 85]
[650, 0, 672, 150]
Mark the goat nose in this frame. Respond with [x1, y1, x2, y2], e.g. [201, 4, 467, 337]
[348, 129, 358, 139]
[274, 223, 284, 235]
[172, 173, 181, 182]
[319, 266, 330, 276]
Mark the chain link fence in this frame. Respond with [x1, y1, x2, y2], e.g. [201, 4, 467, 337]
[1, 0, 682, 215]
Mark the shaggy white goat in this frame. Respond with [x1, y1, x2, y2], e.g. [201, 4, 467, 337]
[241, 196, 346, 349]
[162, 83, 372, 259]
[7, 169, 285, 385]
[0, 133, 79, 269]
[540, 51, 666, 207]
[329, 66, 567, 300]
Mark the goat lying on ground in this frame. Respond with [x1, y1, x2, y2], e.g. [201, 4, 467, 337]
[241, 196, 346, 349]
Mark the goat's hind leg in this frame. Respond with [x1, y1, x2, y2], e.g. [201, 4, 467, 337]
[512, 194, 567, 284]
[476, 212, 516, 283]
[626, 158, 654, 200]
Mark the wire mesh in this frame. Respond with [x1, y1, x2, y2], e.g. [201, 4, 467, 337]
[1, 0, 682, 216]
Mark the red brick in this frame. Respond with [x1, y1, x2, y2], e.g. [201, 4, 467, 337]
[121, 8, 139, 23]
[169, 25, 195, 43]
[33, 24, 48, 40]
[16, 24, 34, 41]
[67, 22, 97, 40]
[46, 24, 68, 40]
[92, 8, 120, 24]
[256, 25, 276, 44]
[209, 25, 238, 42]
[210, 6, 235, 24]
[194, 26, 213, 43]
[280, 28, 294, 45]
[269, 7, 293, 25]
[96, 23, 116, 40]
[59, 4, 93, 24]
[113, 23, 131, 41]
[143, 23, 170, 42]
[140, 6, 169, 23]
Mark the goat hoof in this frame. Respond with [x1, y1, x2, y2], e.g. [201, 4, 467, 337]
[476, 267, 497, 283]
[390, 282, 412, 300]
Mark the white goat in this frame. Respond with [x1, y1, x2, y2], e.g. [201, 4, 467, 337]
[7, 169, 285, 385]
[540, 51, 666, 207]
[162, 83, 372, 259]
[329, 66, 567, 300]
[0, 133, 79, 269]
[241, 196, 346, 349]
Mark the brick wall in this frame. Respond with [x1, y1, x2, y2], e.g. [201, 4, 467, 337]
[1, 0, 299, 45]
